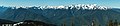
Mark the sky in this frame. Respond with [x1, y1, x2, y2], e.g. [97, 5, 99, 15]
[0, 0, 120, 8]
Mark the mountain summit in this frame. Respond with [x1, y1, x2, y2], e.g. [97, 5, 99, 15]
[8, 4, 110, 10]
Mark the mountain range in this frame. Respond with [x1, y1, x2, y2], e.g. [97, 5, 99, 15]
[0, 5, 120, 26]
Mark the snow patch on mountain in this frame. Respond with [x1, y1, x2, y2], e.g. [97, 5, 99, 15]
[1, 4, 111, 10]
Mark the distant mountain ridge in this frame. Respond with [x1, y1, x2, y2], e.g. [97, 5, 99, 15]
[1, 4, 110, 10]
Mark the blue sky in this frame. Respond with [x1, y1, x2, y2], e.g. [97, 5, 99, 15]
[0, 0, 120, 8]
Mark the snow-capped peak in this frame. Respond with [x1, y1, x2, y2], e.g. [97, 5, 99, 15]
[57, 5, 65, 9]
[9, 4, 110, 10]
